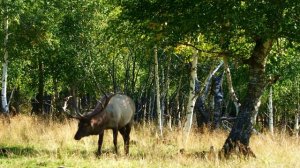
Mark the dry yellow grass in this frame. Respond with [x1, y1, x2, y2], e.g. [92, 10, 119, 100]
[0, 115, 300, 168]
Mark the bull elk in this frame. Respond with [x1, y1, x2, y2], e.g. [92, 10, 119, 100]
[72, 93, 135, 156]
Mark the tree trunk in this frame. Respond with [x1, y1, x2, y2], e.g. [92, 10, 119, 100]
[123, 51, 131, 94]
[212, 73, 224, 129]
[37, 57, 44, 115]
[295, 80, 300, 137]
[195, 62, 223, 127]
[222, 38, 273, 158]
[141, 60, 153, 125]
[268, 86, 274, 135]
[112, 54, 118, 93]
[70, 86, 80, 114]
[1, 12, 9, 114]
[53, 77, 59, 115]
[131, 51, 137, 94]
[154, 45, 163, 137]
[223, 56, 240, 115]
[183, 50, 198, 146]
[161, 54, 172, 130]
[195, 96, 210, 127]
[251, 108, 259, 126]
[174, 76, 183, 127]
[161, 65, 165, 126]
[201, 62, 224, 100]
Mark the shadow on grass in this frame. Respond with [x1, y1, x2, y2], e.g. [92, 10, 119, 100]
[0, 146, 37, 158]
[0, 145, 128, 159]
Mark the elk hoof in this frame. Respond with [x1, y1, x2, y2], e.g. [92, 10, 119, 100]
[96, 151, 102, 157]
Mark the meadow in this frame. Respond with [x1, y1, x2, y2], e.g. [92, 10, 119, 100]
[0, 115, 300, 168]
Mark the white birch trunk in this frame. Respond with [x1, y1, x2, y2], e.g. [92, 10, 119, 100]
[2, 12, 9, 113]
[165, 55, 172, 131]
[154, 45, 163, 137]
[194, 61, 223, 127]
[201, 61, 224, 101]
[251, 101, 261, 126]
[223, 56, 240, 115]
[268, 86, 274, 135]
[183, 50, 198, 146]
[62, 96, 72, 112]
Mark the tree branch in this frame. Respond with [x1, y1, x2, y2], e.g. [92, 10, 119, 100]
[178, 42, 230, 56]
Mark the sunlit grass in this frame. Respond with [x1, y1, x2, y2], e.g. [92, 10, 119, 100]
[1, 115, 300, 168]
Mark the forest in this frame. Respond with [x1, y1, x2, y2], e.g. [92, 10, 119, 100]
[0, 0, 300, 167]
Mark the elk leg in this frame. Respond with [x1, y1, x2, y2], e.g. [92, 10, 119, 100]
[119, 127, 128, 154]
[123, 123, 131, 155]
[125, 124, 131, 155]
[113, 128, 118, 154]
[97, 131, 104, 156]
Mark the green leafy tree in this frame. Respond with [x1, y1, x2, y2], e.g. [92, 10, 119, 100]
[115, 0, 300, 157]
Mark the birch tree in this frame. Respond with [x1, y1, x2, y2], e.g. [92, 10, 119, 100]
[183, 50, 198, 147]
[223, 56, 240, 115]
[154, 45, 163, 137]
[1, 3, 9, 114]
[268, 86, 274, 135]
[69, 0, 300, 158]
[194, 61, 223, 127]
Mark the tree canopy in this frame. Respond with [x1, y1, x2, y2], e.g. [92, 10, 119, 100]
[0, 0, 299, 158]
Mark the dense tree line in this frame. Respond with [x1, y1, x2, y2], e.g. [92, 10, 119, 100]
[0, 0, 299, 158]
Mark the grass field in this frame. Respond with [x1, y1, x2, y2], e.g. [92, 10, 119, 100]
[1, 115, 300, 168]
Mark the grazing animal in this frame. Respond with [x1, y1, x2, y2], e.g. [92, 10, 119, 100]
[73, 93, 135, 156]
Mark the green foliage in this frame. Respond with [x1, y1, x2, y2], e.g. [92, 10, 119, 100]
[0, 0, 298, 127]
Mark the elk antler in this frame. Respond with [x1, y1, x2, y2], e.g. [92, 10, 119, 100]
[66, 111, 85, 120]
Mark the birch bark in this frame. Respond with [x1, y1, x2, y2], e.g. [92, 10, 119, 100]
[223, 56, 240, 115]
[2, 10, 9, 113]
[268, 86, 274, 135]
[154, 45, 163, 137]
[183, 50, 198, 146]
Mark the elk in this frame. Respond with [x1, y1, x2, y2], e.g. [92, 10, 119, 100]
[72, 93, 135, 156]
